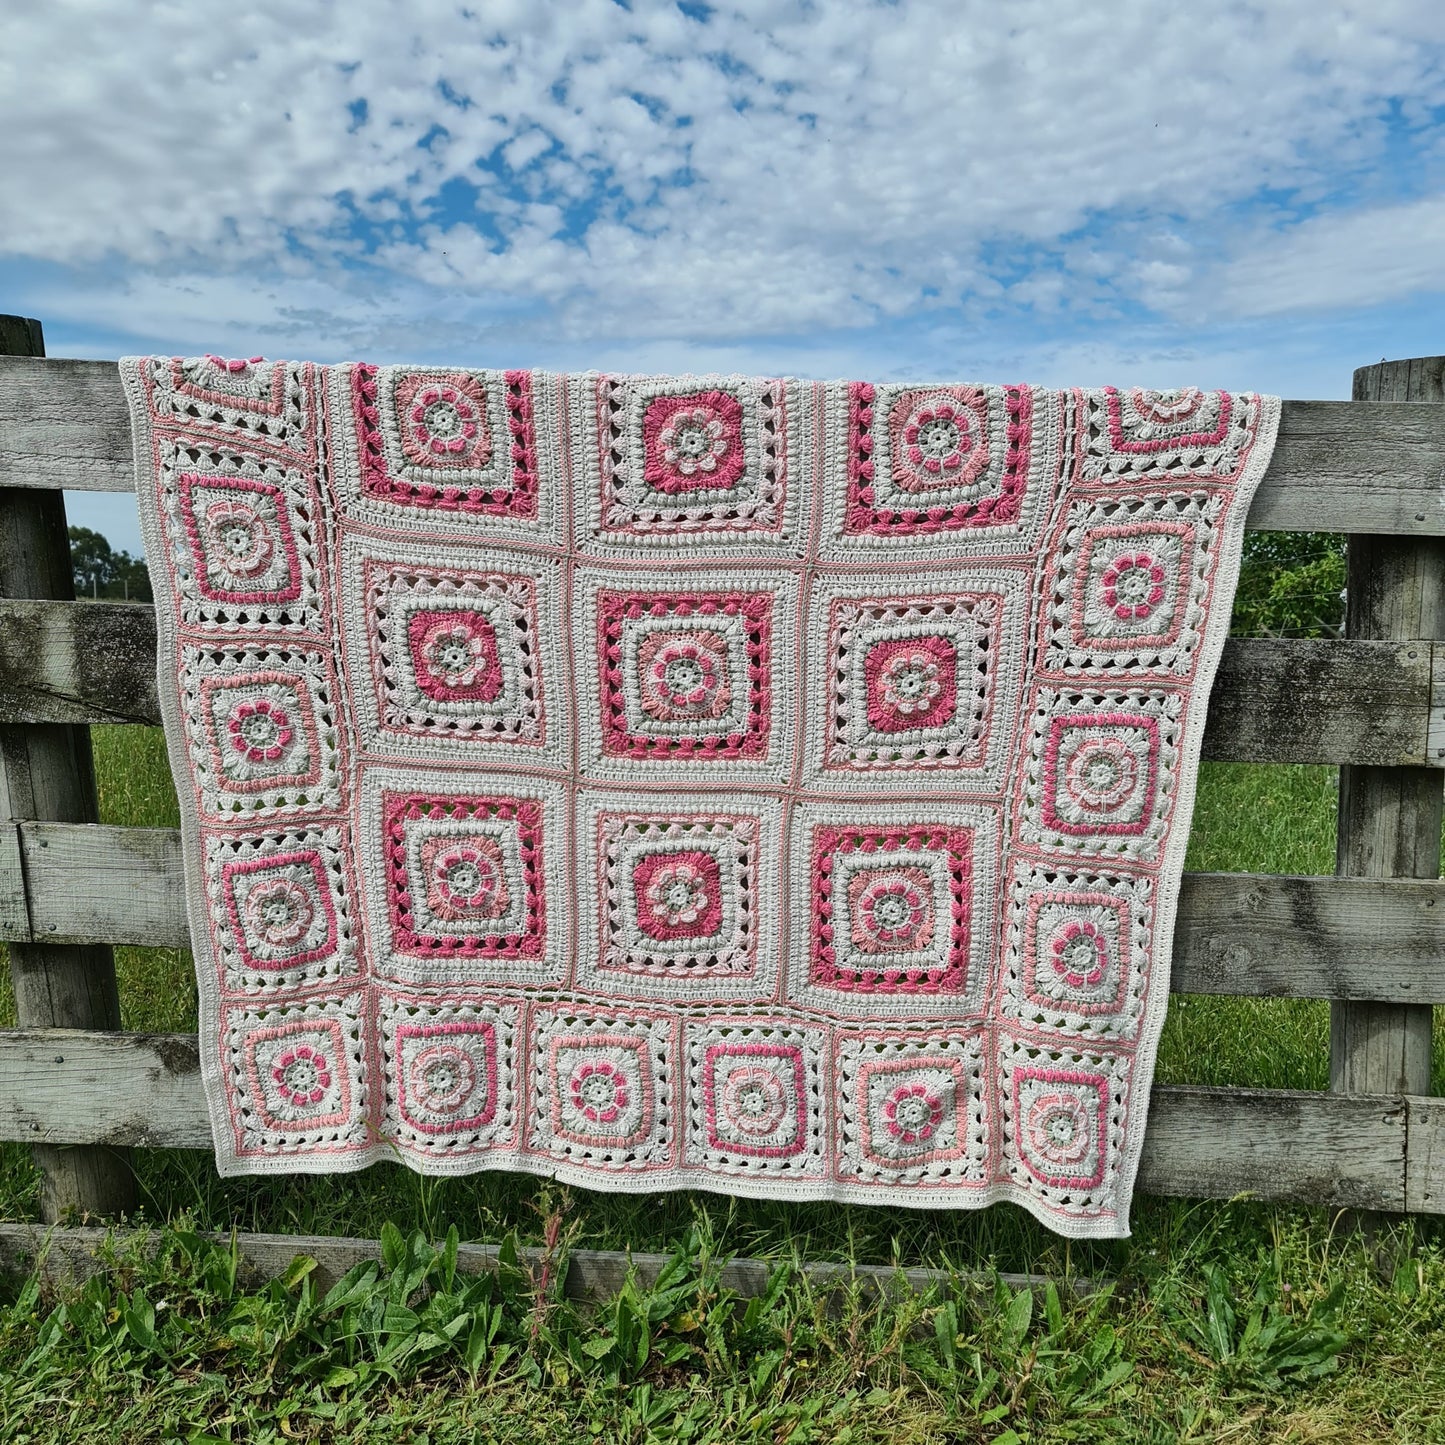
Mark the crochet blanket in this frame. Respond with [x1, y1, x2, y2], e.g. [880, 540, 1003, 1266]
[123, 357, 1279, 1238]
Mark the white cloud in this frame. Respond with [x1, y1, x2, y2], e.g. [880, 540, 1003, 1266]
[1, 0, 1443, 356]
[1213, 196, 1445, 315]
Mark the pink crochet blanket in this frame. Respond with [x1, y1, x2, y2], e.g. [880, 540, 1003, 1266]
[123, 357, 1278, 1238]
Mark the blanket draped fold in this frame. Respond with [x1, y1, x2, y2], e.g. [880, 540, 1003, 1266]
[123, 356, 1278, 1238]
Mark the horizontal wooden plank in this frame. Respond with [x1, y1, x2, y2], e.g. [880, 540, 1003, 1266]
[0, 598, 158, 725]
[0, 598, 1438, 768]
[10, 821, 1445, 1003]
[4, 358, 1445, 535]
[0, 1029, 1418, 1210]
[0, 1222, 1104, 1302]
[1200, 635, 1439, 766]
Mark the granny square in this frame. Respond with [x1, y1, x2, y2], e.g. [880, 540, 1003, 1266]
[127, 356, 1278, 1238]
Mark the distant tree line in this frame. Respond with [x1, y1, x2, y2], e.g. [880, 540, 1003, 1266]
[68, 526, 153, 602]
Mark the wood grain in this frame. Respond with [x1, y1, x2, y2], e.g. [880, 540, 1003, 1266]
[8, 821, 1445, 1004]
[0, 1028, 1421, 1209]
[3, 357, 1445, 535]
[0, 318, 136, 1222]
[1331, 359, 1443, 1112]
[0, 599, 1437, 768]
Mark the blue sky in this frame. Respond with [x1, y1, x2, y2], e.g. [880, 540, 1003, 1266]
[3, 0, 1444, 556]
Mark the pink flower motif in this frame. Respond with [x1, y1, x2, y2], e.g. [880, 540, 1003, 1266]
[396, 373, 494, 470]
[903, 400, 976, 476]
[1025, 1090, 1092, 1165]
[1050, 919, 1109, 988]
[882, 1082, 944, 1144]
[878, 650, 942, 716]
[570, 1060, 630, 1124]
[641, 390, 747, 493]
[420, 619, 490, 689]
[406, 608, 502, 704]
[432, 844, 503, 915]
[856, 873, 931, 946]
[226, 698, 294, 763]
[636, 630, 732, 722]
[648, 639, 721, 709]
[271, 1043, 332, 1106]
[243, 877, 315, 947]
[203, 498, 274, 578]
[863, 634, 958, 736]
[644, 859, 711, 927]
[1100, 552, 1168, 621]
[412, 386, 480, 455]
[719, 1065, 787, 1137]
[409, 1044, 478, 1114]
[1063, 737, 1139, 813]
[658, 406, 730, 476]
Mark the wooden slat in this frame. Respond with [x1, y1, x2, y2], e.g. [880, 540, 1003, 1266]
[10, 821, 1445, 1004]
[16, 823, 187, 946]
[0, 598, 1438, 768]
[0, 1222, 1104, 1302]
[1136, 1084, 1408, 1210]
[1200, 635, 1438, 766]
[0, 821, 26, 941]
[0, 320, 135, 1222]
[0, 1029, 1418, 1209]
[1406, 1097, 1445, 1215]
[3, 357, 1445, 535]
[0, 598, 158, 724]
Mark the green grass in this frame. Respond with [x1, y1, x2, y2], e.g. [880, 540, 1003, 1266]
[1, 731, 1443, 1441]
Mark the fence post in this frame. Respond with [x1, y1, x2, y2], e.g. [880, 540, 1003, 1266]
[0, 315, 136, 1221]
[1332, 358, 1442, 1203]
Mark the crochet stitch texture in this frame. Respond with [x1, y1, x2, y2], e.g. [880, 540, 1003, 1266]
[123, 357, 1279, 1238]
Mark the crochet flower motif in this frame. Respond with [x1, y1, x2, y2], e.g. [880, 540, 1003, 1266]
[879, 651, 942, 715]
[427, 842, 506, 921]
[396, 373, 493, 470]
[636, 631, 732, 722]
[892, 392, 989, 494]
[862, 634, 958, 735]
[644, 859, 711, 927]
[883, 1082, 944, 1144]
[719, 1064, 787, 1136]
[243, 877, 315, 948]
[642, 390, 747, 494]
[906, 404, 973, 472]
[1049, 919, 1109, 989]
[227, 698, 294, 763]
[1025, 1089, 1092, 1166]
[570, 1060, 630, 1124]
[1100, 552, 1168, 622]
[660, 408, 728, 476]
[203, 498, 275, 579]
[271, 1043, 332, 1107]
[846, 865, 938, 957]
[1063, 737, 1139, 814]
[409, 1043, 478, 1114]
[408, 610, 503, 702]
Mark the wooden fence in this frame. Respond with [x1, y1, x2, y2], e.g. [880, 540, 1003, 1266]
[0, 316, 1441, 1287]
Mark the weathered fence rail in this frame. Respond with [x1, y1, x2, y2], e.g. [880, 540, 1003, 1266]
[0, 323, 1442, 1287]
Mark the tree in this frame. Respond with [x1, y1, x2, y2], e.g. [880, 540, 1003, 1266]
[68, 525, 114, 597]
[67, 525, 153, 602]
